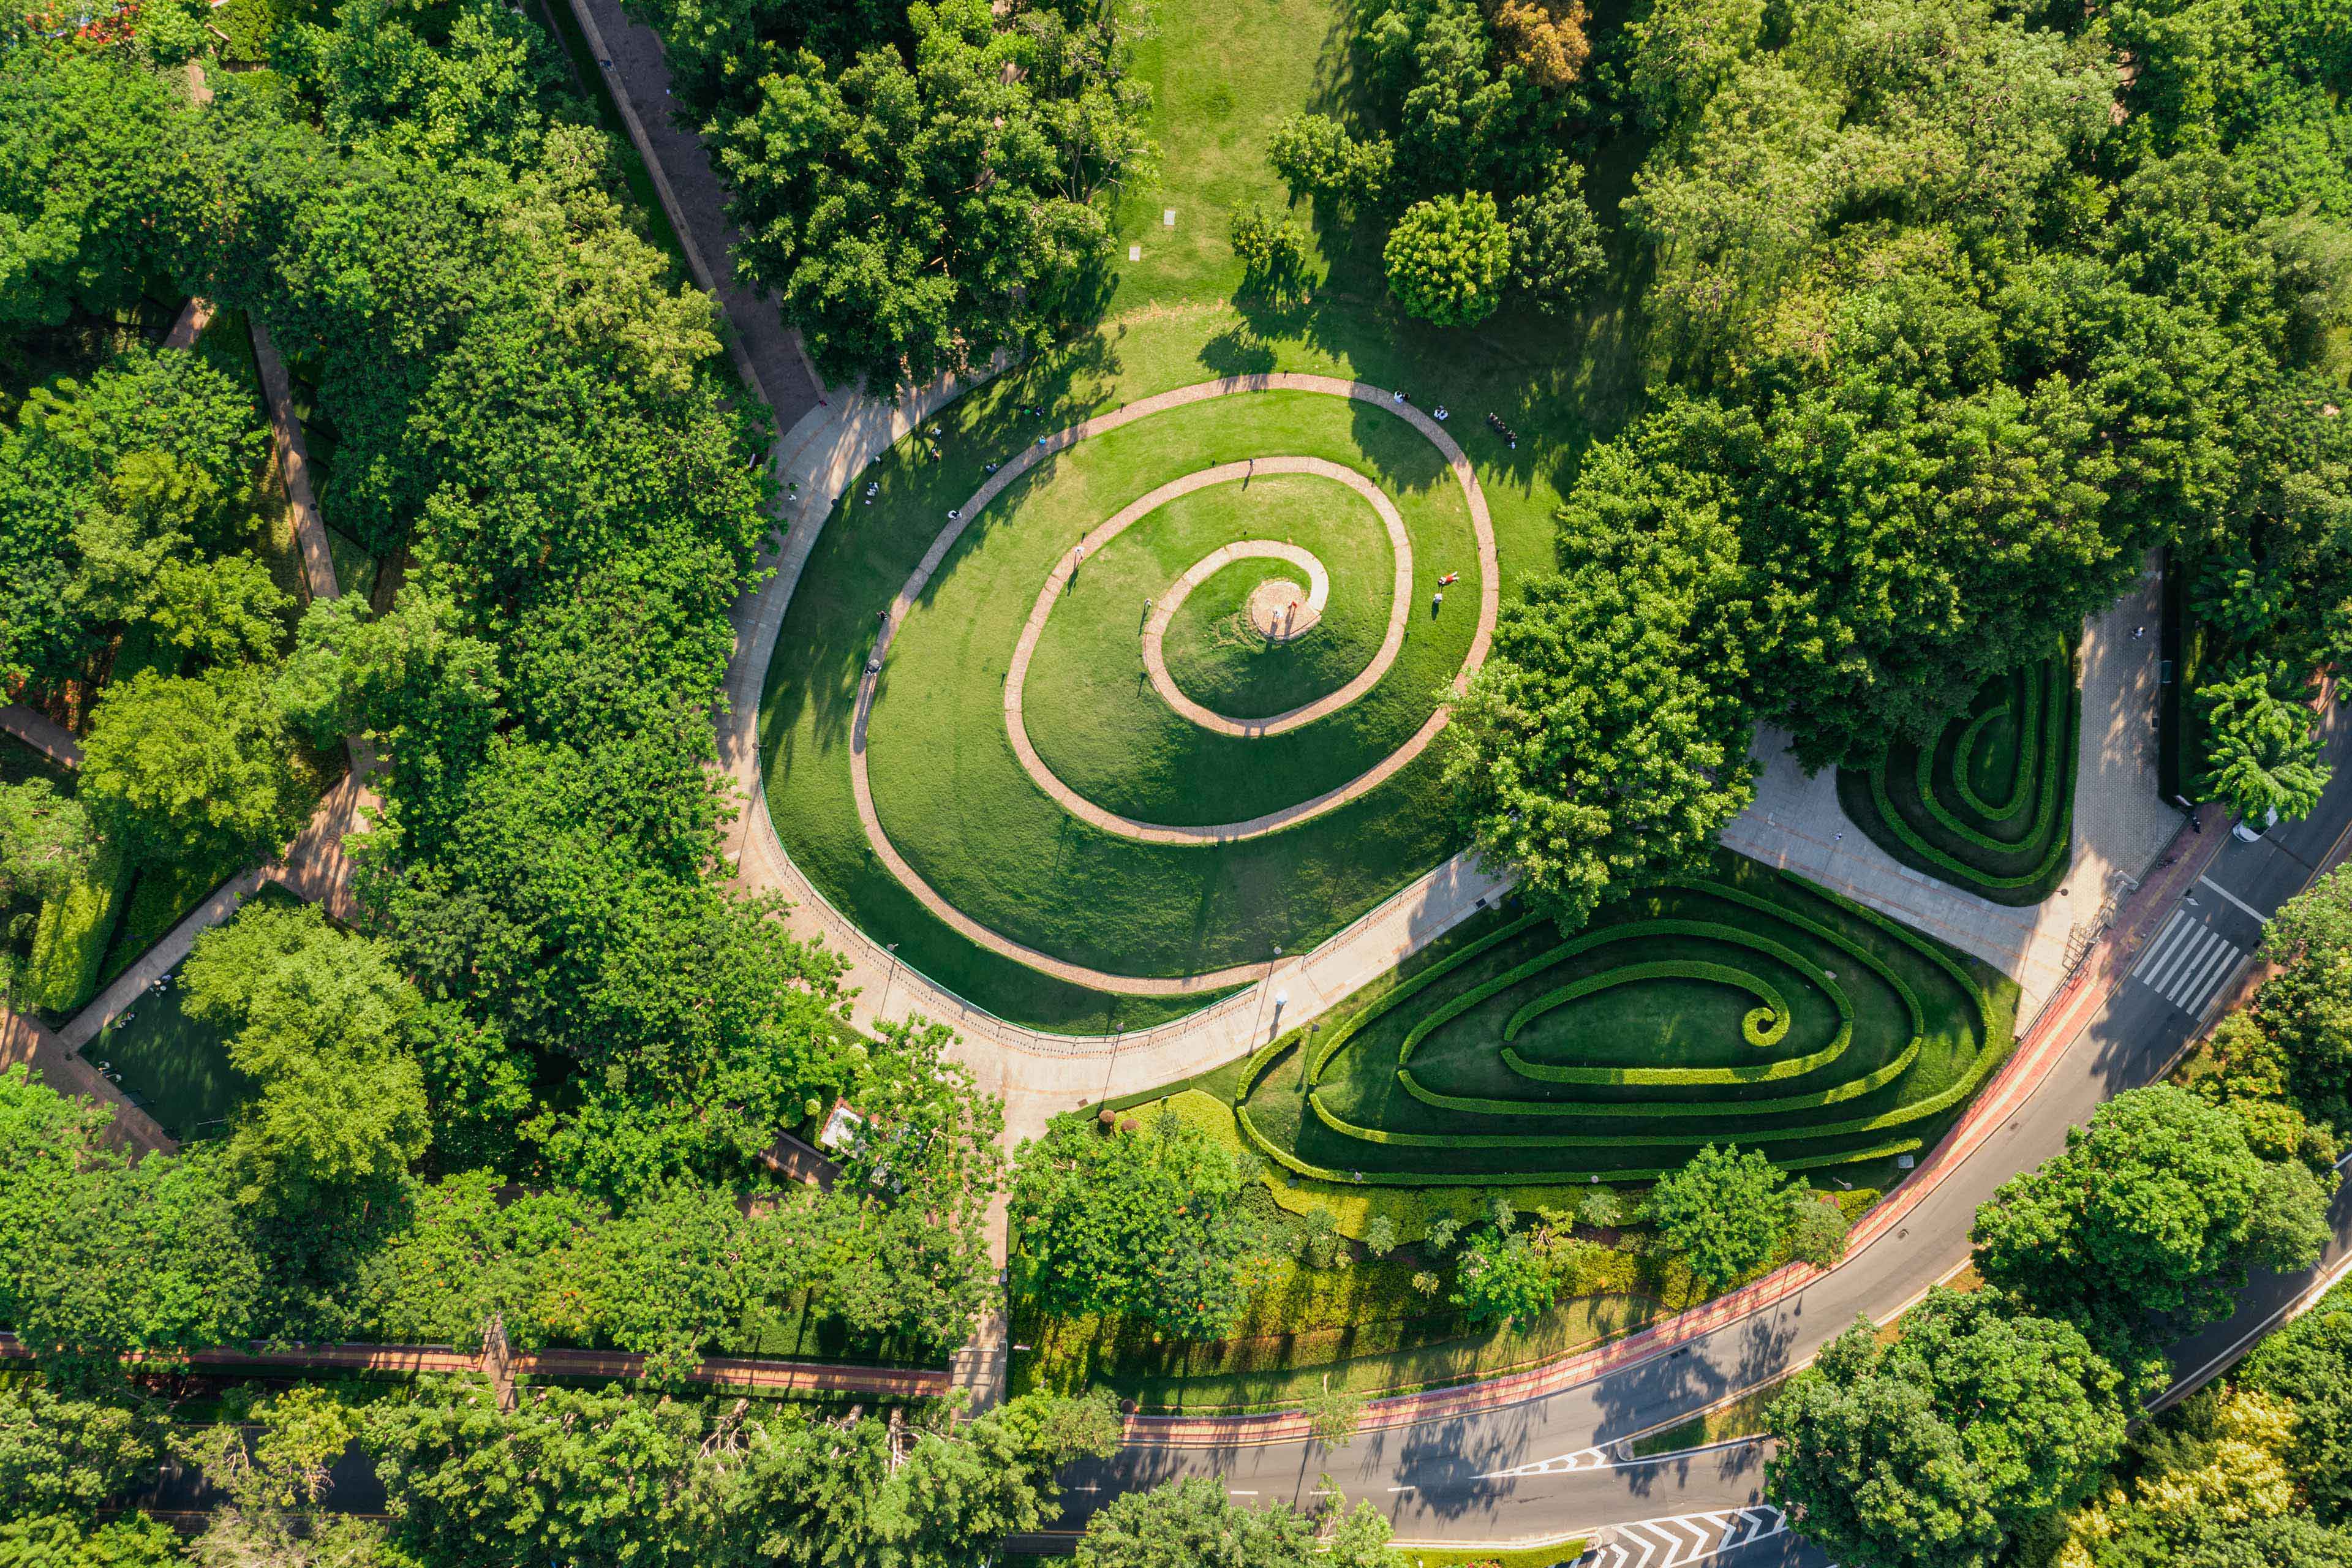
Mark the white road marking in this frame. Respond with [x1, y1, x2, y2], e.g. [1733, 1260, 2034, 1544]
[1575, 1507, 1798, 1568]
[2198, 873, 2267, 922]
[2131, 910, 2245, 1016]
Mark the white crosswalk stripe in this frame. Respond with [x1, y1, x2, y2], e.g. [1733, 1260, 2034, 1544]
[1571, 1505, 1839, 1568]
[2130, 910, 2246, 1018]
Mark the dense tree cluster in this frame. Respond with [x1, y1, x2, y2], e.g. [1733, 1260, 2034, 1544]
[0, 0, 1006, 1367]
[1444, 0, 2352, 919]
[621, 0, 1153, 390]
[0, 1375, 1125, 1568]
[1009, 1109, 1276, 1342]
[1768, 871, 2352, 1568]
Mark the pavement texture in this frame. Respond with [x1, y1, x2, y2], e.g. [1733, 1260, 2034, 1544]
[565, 0, 825, 433]
[1722, 553, 2180, 1024]
[0, 704, 82, 766]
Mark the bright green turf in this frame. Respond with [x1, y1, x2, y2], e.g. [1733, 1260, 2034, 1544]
[1148, 476, 1390, 722]
[755, 0, 1651, 1029]
[1233, 851, 2018, 1184]
[1836, 651, 2079, 907]
[912, 391, 1474, 832]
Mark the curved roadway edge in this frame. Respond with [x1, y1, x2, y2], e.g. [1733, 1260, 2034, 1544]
[1024, 710, 2352, 1552]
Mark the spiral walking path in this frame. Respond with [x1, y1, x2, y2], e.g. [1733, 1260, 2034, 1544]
[846, 375, 1498, 992]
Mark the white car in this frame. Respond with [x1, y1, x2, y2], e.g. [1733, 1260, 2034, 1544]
[2233, 806, 2281, 843]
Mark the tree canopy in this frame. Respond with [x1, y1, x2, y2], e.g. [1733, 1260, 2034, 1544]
[1766, 1291, 2129, 1568]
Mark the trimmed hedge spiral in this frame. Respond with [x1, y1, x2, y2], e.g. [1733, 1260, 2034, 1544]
[1231, 859, 2014, 1188]
[1845, 649, 2078, 903]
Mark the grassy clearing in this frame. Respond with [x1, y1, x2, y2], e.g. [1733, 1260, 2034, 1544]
[1629, 1382, 1784, 1457]
[1836, 650, 2079, 906]
[756, 0, 1651, 1028]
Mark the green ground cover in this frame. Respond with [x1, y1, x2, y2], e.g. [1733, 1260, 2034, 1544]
[1836, 649, 2081, 905]
[1234, 851, 2017, 1187]
[756, 0, 1648, 1030]
[1133, 475, 1390, 722]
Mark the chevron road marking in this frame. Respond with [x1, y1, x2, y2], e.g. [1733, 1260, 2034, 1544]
[1478, 1434, 1763, 1480]
[1572, 1506, 1842, 1568]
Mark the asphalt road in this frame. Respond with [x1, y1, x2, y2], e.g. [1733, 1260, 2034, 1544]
[1019, 707, 2352, 1558]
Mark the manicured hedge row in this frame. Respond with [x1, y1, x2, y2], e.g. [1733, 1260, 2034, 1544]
[1235, 1099, 1924, 1186]
[1902, 655, 2068, 856]
[1371, 1022, 1921, 1121]
[1948, 671, 2037, 820]
[1851, 649, 2079, 899]
[1505, 960, 1793, 1052]
[1303, 910, 1548, 1087]
[18, 840, 130, 1016]
[1399, 908, 1915, 1073]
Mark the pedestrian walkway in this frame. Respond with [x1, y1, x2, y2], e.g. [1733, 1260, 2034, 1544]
[1722, 554, 2180, 1023]
[0, 704, 82, 767]
[562, 0, 825, 434]
[0, 1006, 175, 1155]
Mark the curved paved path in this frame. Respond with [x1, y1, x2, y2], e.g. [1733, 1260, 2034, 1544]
[847, 377, 1498, 987]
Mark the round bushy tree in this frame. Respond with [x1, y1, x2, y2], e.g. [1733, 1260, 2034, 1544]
[1008, 1110, 1271, 1342]
[1383, 192, 1512, 328]
[1767, 1291, 2128, 1568]
[1509, 162, 1607, 313]
[1971, 1085, 2330, 1340]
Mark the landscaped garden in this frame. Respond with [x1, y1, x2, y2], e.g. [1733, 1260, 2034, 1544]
[755, 0, 1647, 1032]
[1006, 850, 2012, 1412]
[1836, 647, 2081, 906]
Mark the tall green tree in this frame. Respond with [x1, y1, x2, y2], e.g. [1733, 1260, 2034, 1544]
[717, 0, 1150, 388]
[1076, 1476, 1403, 1568]
[1645, 1144, 1799, 1297]
[79, 666, 311, 869]
[1382, 191, 1511, 327]
[1971, 1086, 2331, 1349]
[1442, 451, 1755, 928]
[1766, 1291, 2128, 1568]
[2196, 665, 2333, 824]
[182, 902, 432, 1207]
[1009, 1107, 1272, 1343]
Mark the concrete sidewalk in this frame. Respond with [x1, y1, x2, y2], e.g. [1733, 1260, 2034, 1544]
[1722, 552, 2181, 1024]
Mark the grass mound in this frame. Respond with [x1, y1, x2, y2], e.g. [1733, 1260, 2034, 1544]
[1836, 648, 2080, 906]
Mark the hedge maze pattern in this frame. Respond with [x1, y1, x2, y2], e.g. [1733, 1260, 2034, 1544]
[1836, 647, 2079, 907]
[1232, 860, 2015, 1186]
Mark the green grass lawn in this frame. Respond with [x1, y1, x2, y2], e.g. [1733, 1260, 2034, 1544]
[86, 953, 252, 1142]
[1234, 850, 2018, 1186]
[757, 0, 1653, 1028]
[1836, 647, 2079, 906]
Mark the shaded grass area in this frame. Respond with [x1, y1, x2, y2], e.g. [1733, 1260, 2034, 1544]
[1237, 851, 2017, 1186]
[1013, 1276, 1659, 1414]
[1405, 1541, 1590, 1568]
[755, 0, 1650, 1028]
[1836, 650, 2080, 906]
[1629, 1381, 1783, 1457]
[83, 887, 307, 1142]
